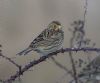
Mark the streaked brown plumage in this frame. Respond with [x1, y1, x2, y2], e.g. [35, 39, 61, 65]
[17, 21, 64, 56]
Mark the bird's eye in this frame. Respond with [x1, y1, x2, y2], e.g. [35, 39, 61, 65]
[53, 24, 56, 28]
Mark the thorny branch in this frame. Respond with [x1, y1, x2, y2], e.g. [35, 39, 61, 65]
[2, 47, 100, 83]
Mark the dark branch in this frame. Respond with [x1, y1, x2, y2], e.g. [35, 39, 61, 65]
[3, 47, 100, 83]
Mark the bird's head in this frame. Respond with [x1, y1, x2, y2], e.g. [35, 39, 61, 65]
[48, 21, 62, 32]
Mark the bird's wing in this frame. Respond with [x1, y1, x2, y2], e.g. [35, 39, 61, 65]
[29, 28, 52, 48]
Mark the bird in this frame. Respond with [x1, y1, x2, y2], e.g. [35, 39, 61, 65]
[17, 21, 64, 56]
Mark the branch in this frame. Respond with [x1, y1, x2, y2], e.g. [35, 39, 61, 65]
[0, 45, 21, 69]
[3, 47, 100, 83]
[83, 0, 88, 23]
[0, 53, 21, 68]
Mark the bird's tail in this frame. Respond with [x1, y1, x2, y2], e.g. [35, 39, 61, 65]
[17, 47, 33, 56]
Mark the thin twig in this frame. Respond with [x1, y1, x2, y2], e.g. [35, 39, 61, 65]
[0, 53, 20, 68]
[51, 57, 73, 76]
[69, 42, 78, 83]
[83, 0, 88, 23]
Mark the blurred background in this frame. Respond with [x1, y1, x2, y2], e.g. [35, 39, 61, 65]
[0, 0, 100, 83]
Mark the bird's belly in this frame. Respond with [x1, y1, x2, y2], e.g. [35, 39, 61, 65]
[34, 36, 64, 55]
[35, 43, 62, 56]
